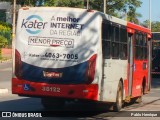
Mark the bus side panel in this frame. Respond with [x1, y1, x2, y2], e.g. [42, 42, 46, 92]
[102, 60, 128, 102]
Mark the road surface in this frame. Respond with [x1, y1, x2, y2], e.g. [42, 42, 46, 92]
[0, 61, 160, 120]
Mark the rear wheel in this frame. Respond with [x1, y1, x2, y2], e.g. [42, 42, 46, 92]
[41, 97, 65, 110]
[113, 82, 123, 112]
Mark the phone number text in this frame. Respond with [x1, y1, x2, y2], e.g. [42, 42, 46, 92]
[45, 52, 78, 60]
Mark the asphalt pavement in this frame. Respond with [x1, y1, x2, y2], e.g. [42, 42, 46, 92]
[0, 60, 12, 94]
[0, 61, 160, 119]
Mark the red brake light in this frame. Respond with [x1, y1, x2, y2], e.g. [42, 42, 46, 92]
[22, 7, 29, 10]
[87, 9, 94, 12]
[86, 54, 97, 84]
[15, 49, 22, 78]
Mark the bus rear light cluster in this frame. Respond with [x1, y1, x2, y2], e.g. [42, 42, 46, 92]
[15, 49, 22, 79]
[86, 54, 97, 84]
[87, 9, 94, 12]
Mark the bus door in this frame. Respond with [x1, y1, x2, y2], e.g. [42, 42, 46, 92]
[132, 33, 148, 97]
[128, 33, 134, 96]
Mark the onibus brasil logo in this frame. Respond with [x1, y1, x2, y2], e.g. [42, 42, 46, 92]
[21, 15, 48, 34]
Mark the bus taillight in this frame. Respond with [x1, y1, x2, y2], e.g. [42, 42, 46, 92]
[15, 49, 22, 79]
[86, 54, 97, 84]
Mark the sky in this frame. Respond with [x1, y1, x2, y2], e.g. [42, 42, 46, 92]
[137, 0, 160, 23]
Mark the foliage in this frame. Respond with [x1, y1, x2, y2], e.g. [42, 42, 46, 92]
[44, 0, 84, 8]
[0, 0, 33, 5]
[141, 20, 160, 32]
[0, 35, 8, 48]
[0, 21, 11, 47]
[87, 0, 142, 24]
[151, 21, 160, 32]
[0, 21, 11, 28]
[0, 0, 142, 23]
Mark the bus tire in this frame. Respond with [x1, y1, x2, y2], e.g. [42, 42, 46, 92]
[41, 97, 65, 110]
[113, 82, 123, 112]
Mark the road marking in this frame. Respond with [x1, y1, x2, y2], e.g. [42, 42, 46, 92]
[0, 88, 8, 94]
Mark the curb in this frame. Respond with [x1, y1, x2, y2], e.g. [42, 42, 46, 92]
[0, 88, 9, 94]
[0, 59, 12, 63]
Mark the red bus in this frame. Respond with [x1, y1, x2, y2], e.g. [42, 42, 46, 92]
[12, 7, 152, 111]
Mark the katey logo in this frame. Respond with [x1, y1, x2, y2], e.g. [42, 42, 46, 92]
[21, 15, 48, 34]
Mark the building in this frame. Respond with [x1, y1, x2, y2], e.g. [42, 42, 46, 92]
[0, 2, 12, 23]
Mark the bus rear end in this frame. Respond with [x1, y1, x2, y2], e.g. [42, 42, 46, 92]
[12, 7, 102, 105]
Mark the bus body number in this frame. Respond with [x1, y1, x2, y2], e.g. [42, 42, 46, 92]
[42, 86, 60, 92]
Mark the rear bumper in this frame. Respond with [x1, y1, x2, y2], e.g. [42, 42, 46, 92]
[12, 78, 98, 101]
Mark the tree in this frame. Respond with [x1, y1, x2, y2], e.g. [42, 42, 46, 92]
[141, 20, 150, 28]
[127, 6, 142, 24]
[87, 0, 142, 23]
[141, 20, 160, 32]
[152, 21, 160, 32]
[0, 22, 11, 47]
[0, 0, 142, 23]
[44, 0, 83, 8]
[0, 0, 35, 5]
[0, 35, 8, 48]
